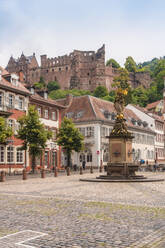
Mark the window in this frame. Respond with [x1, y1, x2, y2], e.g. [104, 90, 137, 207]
[44, 109, 48, 119]
[38, 107, 41, 117]
[9, 94, 14, 108]
[86, 127, 94, 137]
[0, 92, 3, 106]
[52, 129, 57, 140]
[18, 97, 23, 110]
[52, 151, 57, 167]
[8, 119, 14, 130]
[7, 146, 14, 163]
[52, 111, 56, 120]
[79, 127, 85, 136]
[16, 148, 23, 163]
[0, 146, 5, 163]
[45, 151, 49, 167]
[87, 153, 92, 162]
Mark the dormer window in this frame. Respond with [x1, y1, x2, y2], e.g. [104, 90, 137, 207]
[111, 112, 115, 120]
[143, 121, 148, 128]
[104, 110, 110, 119]
[11, 74, 19, 86]
[137, 120, 142, 126]
[131, 118, 136, 125]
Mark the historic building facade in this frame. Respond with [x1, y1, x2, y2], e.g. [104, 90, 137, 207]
[0, 67, 30, 173]
[58, 95, 156, 168]
[6, 45, 151, 92]
[28, 89, 66, 170]
[127, 105, 165, 163]
[0, 66, 65, 173]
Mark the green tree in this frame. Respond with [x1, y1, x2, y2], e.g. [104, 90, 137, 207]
[47, 81, 60, 93]
[34, 76, 46, 89]
[146, 84, 159, 103]
[124, 56, 137, 73]
[93, 86, 108, 98]
[49, 89, 91, 100]
[49, 89, 68, 99]
[102, 90, 116, 102]
[106, 58, 120, 68]
[152, 59, 165, 78]
[57, 117, 84, 168]
[0, 117, 13, 144]
[17, 105, 52, 173]
[131, 87, 148, 107]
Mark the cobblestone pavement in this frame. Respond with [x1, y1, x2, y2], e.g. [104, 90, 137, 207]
[0, 172, 165, 247]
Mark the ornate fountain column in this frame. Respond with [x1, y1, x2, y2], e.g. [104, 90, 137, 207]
[107, 88, 138, 178]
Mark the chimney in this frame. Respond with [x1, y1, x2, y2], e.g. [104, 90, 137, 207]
[44, 91, 48, 99]
[18, 71, 24, 82]
[30, 86, 35, 95]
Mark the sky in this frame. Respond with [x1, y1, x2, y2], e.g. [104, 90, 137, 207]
[0, 0, 165, 67]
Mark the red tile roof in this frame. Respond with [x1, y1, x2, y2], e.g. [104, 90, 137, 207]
[146, 100, 161, 110]
[0, 67, 30, 95]
[30, 92, 66, 108]
[63, 95, 154, 133]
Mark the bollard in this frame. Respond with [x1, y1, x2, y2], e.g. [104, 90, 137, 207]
[99, 166, 102, 173]
[54, 167, 58, 177]
[90, 166, 93, 174]
[0, 171, 5, 182]
[22, 169, 27, 180]
[41, 169, 45, 178]
[80, 166, 83, 175]
[66, 167, 70, 176]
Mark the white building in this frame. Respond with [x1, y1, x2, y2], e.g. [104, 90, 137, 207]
[127, 104, 164, 163]
[61, 95, 155, 168]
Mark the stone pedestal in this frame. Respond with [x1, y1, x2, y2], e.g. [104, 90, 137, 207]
[107, 136, 138, 178]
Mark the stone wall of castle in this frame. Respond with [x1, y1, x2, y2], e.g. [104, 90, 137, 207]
[6, 45, 151, 91]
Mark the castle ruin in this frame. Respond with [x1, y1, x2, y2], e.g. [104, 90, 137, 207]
[6, 45, 151, 91]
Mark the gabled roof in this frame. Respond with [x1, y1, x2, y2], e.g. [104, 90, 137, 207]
[63, 95, 154, 133]
[0, 67, 30, 95]
[148, 112, 164, 122]
[146, 100, 162, 110]
[131, 104, 148, 114]
[30, 92, 66, 108]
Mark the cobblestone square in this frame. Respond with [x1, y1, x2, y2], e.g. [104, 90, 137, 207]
[1, 172, 165, 247]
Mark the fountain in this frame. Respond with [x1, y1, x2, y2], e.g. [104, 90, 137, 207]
[80, 76, 164, 182]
